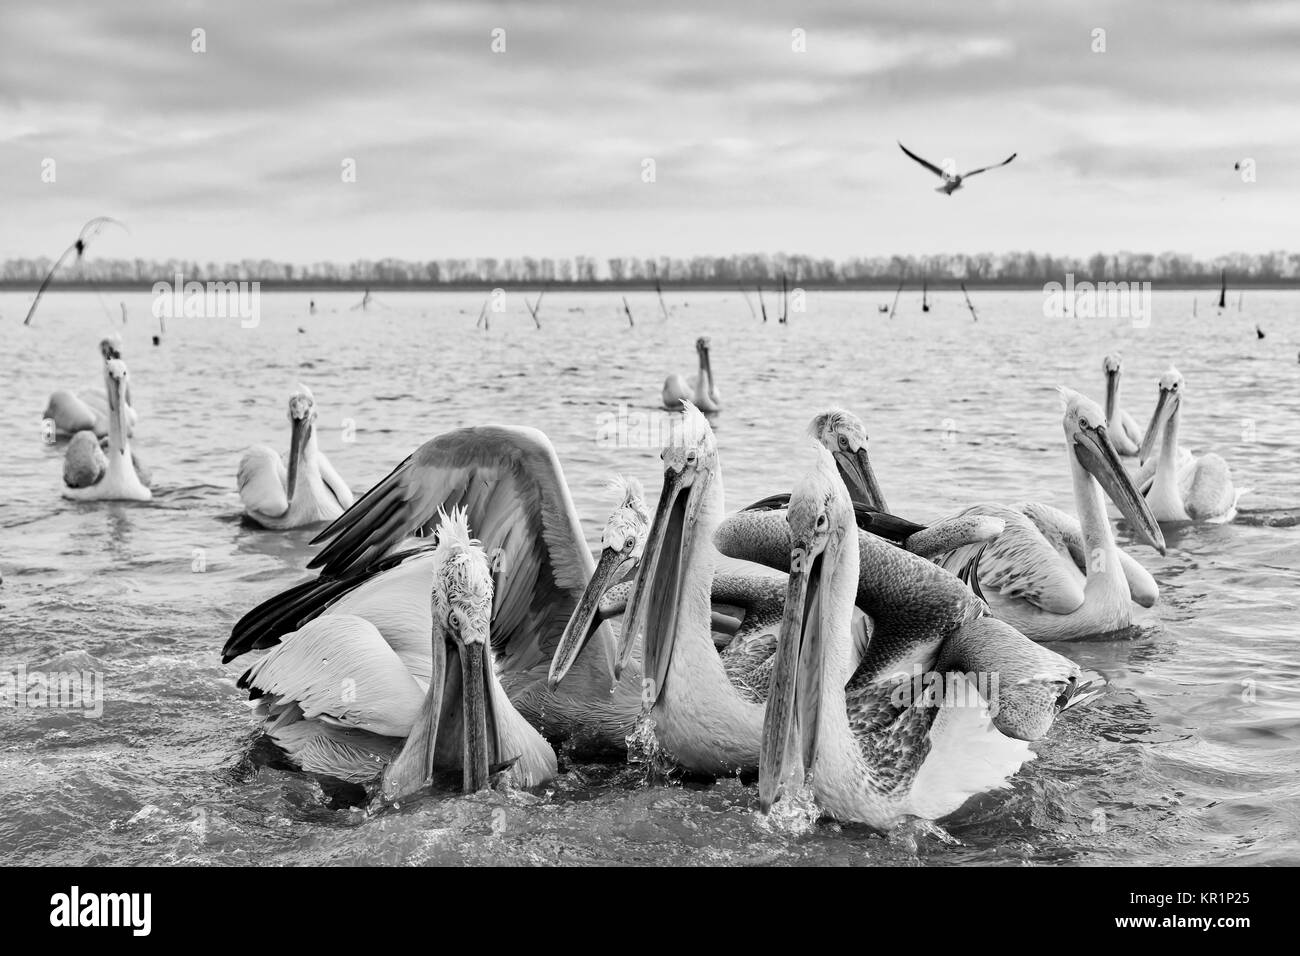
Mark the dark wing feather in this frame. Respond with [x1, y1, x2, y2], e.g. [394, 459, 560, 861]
[960, 153, 1016, 179]
[898, 141, 946, 178]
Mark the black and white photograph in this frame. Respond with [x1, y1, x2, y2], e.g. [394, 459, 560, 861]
[1, 0, 1296, 900]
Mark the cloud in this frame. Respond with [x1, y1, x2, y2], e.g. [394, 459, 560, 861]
[1, 0, 1296, 260]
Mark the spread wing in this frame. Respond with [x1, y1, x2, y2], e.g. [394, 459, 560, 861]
[898, 141, 946, 178]
[960, 153, 1016, 178]
[237, 445, 288, 519]
[308, 425, 597, 681]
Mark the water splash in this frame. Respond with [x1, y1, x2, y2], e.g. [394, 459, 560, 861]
[625, 713, 677, 785]
[752, 779, 821, 837]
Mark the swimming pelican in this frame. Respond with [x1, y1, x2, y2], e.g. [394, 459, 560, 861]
[759, 446, 1090, 828]
[662, 336, 721, 412]
[235, 507, 556, 799]
[616, 404, 1081, 777]
[898, 142, 1016, 195]
[931, 389, 1166, 642]
[61, 358, 151, 502]
[1138, 367, 1241, 523]
[44, 337, 138, 439]
[237, 386, 354, 529]
[1103, 354, 1144, 456]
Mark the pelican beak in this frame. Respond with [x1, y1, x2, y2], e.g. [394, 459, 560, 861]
[760, 538, 826, 813]
[1104, 367, 1119, 424]
[1075, 422, 1166, 554]
[834, 447, 888, 512]
[286, 414, 310, 498]
[548, 544, 627, 690]
[617, 461, 707, 705]
[458, 639, 498, 793]
[381, 628, 502, 802]
[1138, 387, 1179, 464]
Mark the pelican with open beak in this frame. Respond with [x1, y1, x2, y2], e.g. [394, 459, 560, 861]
[1138, 367, 1241, 522]
[237, 385, 354, 529]
[932, 388, 1166, 641]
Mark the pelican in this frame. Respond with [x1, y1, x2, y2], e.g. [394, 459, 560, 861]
[61, 358, 151, 502]
[1102, 354, 1144, 456]
[760, 446, 1090, 829]
[898, 142, 1016, 195]
[1138, 367, 1241, 523]
[931, 389, 1166, 642]
[616, 404, 1082, 777]
[234, 507, 556, 798]
[662, 336, 721, 412]
[227, 428, 666, 758]
[237, 386, 354, 529]
[44, 337, 138, 440]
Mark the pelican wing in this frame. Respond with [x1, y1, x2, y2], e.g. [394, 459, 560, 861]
[935, 505, 1086, 616]
[237, 445, 289, 519]
[22, 242, 78, 326]
[1185, 453, 1237, 521]
[310, 426, 595, 679]
[714, 574, 788, 705]
[960, 153, 1016, 178]
[898, 141, 946, 178]
[223, 541, 437, 663]
[240, 614, 425, 738]
[1018, 501, 1158, 608]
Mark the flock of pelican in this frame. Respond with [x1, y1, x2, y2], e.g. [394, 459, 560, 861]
[43, 334, 1245, 832]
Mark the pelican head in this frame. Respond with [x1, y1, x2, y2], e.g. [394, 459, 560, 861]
[760, 444, 856, 813]
[548, 476, 650, 689]
[1058, 387, 1165, 554]
[1102, 353, 1123, 421]
[431, 508, 500, 793]
[809, 407, 889, 511]
[286, 385, 317, 496]
[104, 358, 130, 415]
[99, 335, 123, 361]
[1102, 353, 1122, 374]
[1138, 367, 1184, 464]
[616, 403, 718, 699]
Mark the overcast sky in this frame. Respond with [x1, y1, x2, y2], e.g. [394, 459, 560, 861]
[1, 0, 1294, 263]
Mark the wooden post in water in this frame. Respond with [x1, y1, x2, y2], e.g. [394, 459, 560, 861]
[622, 296, 635, 327]
[960, 282, 978, 321]
[757, 285, 768, 323]
[888, 277, 903, 319]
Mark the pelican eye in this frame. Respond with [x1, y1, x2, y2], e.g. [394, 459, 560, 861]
[686, 449, 697, 465]
[837, 434, 849, 450]
[624, 535, 636, 551]
[816, 513, 828, 530]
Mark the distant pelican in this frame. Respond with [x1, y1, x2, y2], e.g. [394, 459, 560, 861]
[62, 359, 151, 502]
[898, 142, 1017, 195]
[759, 446, 1093, 828]
[1138, 367, 1241, 523]
[237, 386, 354, 529]
[44, 337, 138, 439]
[1103, 353, 1144, 456]
[932, 389, 1165, 641]
[662, 336, 721, 411]
[234, 507, 556, 799]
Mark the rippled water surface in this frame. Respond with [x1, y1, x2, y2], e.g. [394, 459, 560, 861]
[2, 289, 1298, 865]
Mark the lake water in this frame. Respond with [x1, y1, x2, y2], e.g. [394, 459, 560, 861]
[2, 288, 1298, 865]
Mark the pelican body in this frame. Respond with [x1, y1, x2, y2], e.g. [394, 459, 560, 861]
[61, 358, 151, 502]
[759, 446, 1090, 829]
[933, 389, 1165, 641]
[238, 386, 354, 529]
[233, 508, 555, 798]
[662, 336, 721, 412]
[1139, 367, 1240, 522]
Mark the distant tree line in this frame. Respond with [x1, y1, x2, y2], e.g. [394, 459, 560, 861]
[2, 250, 1297, 288]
